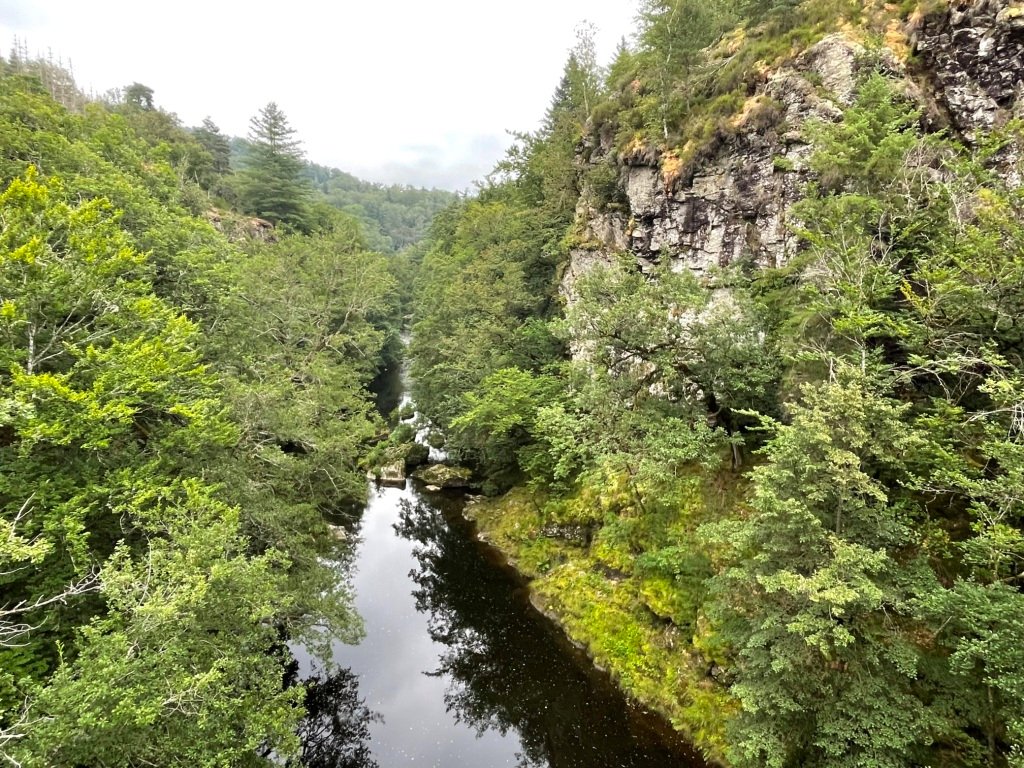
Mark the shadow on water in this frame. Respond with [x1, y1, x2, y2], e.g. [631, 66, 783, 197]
[294, 338, 710, 765]
[286, 663, 381, 768]
[368, 350, 404, 419]
[394, 492, 707, 768]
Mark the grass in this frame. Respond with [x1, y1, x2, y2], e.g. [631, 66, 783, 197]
[587, 0, 928, 197]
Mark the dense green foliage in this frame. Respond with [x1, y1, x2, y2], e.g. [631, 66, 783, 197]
[7, 2, 1024, 766]
[226, 139, 457, 251]
[410, 2, 1024, 766]
[0, 62, 403, 765]
[304, 163, 458, 252]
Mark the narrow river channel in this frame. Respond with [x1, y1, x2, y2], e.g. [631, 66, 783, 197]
[291, 373, 707, 767]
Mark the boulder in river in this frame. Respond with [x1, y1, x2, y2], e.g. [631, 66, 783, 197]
[411, 463, 472, 488]
[403, 441, 430, 469]
[369, 460, 406, 488]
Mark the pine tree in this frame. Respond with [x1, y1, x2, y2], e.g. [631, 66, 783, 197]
[236, 102, 310, 231]
[123, 82, 154, 110]
[193, 117, 231, 177]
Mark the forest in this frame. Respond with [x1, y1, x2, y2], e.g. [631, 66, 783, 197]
[1, 0, 1023, 766]
[0, 52, 411, 765]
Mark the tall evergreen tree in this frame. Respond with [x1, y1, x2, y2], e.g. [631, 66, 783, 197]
[122, 82, 154, 110]
[237, 102, 310, 231]
[193, 117, 231, 177]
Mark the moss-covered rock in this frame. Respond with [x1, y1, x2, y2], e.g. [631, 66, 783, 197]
[411, 463, 472, 488]
[403, 441, 430, 469]
[366, 435, 429, 475]
[369, 460, 405, 487]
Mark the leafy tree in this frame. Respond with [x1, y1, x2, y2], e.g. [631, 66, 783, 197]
[0, 68, 389, 765]
[564, 259, 777, 449]
[719, 75, 1024, 767]
[0, 169, 316, 765]
[702, 369, 936, 768]
[19, 484, 303, 767]
[565, 22, 604, 123]
[636, 0, 735, 140]
[450, 367, 561, 491]
[217, 217, 397, 514]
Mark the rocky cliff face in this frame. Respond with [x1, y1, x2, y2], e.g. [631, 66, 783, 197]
[206, 209, 277, 242]
[562, 34, 874, 300]
[914, 0, 1024, 139]
[561, 0, 1023, 302]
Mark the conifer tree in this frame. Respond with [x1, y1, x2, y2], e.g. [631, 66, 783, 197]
[193, 117, 231, 177]
[237, 102, 311, 231]
[123, 81, 154, 110]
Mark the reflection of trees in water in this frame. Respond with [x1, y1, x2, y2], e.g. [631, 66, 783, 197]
[291, 666, 381, 768]
[286, 506, 375, 767]
[394, 497, 548, 767]
[394, 497, 700, 768]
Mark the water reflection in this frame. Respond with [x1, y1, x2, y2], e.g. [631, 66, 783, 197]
[293, 667, 381, 768]
[395, 496, 705, 768]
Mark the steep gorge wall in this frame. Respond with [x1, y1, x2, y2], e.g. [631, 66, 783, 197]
[914, 0, 1024, 139]
[562, 0, 1024, 301]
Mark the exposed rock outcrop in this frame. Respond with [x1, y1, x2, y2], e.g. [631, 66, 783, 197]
[206, 210, 277, 242]
[914, 0, 1024, 140]
[562, 3, 1023, 306]
[562, 34, 874, 303]
[369, 460, 406, 488]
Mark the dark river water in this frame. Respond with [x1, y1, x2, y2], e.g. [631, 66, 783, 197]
[291, 475, 708, 768]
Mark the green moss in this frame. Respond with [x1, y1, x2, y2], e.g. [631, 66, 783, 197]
[638, 574, 695, 624]
[599, 0, 896, 167]
[591, 516, 639, 573]
[533, 560, 727, 762]
[466, 468, 749, 765]
[773, 155, 796, 172]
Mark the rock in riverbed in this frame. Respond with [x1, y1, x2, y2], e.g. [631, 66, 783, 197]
[369, 460, 406, 488]
[411, 463, 473, 488]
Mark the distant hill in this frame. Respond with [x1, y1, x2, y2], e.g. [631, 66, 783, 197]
[304, 161, 458, 252]
[230, 137, 457, 251]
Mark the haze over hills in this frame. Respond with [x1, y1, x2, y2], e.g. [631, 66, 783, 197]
[0, 1, 641, 190]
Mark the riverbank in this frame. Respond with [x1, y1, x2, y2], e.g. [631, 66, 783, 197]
[368, 334, 719, 764]
[295, 475, 709, 767]
[462, 485, 740, 765]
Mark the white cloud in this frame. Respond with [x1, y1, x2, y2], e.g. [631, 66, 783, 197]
[0, 1, 639, 190]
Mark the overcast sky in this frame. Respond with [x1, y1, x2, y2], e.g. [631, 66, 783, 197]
[0, 1, 640, 190]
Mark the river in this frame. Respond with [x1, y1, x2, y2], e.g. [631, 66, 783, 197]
[291, 372, 707, 767]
